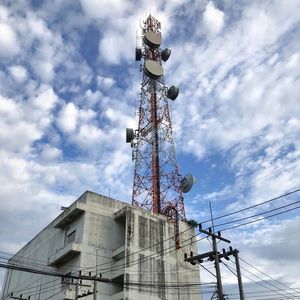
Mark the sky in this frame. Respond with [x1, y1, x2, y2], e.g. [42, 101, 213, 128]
[0, 0, 300, 298]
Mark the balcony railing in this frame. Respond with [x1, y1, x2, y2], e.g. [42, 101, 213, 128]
[48, 242, 82, 266]
[53, 202, 86, 229]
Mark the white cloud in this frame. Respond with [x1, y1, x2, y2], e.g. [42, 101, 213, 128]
[0, 95, 20, 120]
[8, 65, 28, 83]
[99, 32, 124, 65]
[0, 0, 299, 294]
[0, 91, 58, 154]
[29, 85, 58, 113]
[97, 75, 115, 89]
[80, 0, 130, 19]
[0, 5, 9, 21]
[202, 1, 225, 37]
[84, 89, 103, 107]
[40, 144, 62, 161]
[0, 22, 19, 57]
[71, 124, 103, 148]
[57, 102, 79, 133]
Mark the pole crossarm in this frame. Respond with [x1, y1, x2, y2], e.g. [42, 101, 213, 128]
[199, 224, 231, 243]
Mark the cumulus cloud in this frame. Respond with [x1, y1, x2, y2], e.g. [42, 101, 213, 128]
[97, 75, 115, 89]
[0, 88, 58, 154]
[1, 0, 299, 294]
[40, 144, 62, 161]
[0, 22, 19, 57]
[8, 65, 28, 83]
[57, 102, 79, 133]
[80, 0, 130, 19]
[202, 1, 225, 37]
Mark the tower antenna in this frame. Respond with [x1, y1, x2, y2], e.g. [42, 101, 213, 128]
[127, 15, 195, 249]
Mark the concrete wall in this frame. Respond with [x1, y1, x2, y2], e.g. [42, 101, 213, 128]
[1, 192, 201, 300]
[124, 206, 200, 300]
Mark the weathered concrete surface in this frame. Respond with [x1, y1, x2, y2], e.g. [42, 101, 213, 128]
[1, 192, 201, 300]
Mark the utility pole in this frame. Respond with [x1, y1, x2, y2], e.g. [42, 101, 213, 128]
[75, 279, 79, 300]
[233, 250, 245, 300]
[185, 246, 245, 300]
[93, 279, 97, 300]
[37, 278, 42, 300]
[198, 224, 230, 300]
[94, 248, 98, 300]
[212, 231, 224, 300]
[209, 202, 227, 300]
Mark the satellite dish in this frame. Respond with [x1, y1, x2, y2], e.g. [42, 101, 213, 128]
[135, 48, 142, 61]
[180, 174, 196, 193]
[161, 48, 171, 62]
[126, 128, 134, 143]
[143, 31, 162, 49]
[144, 60, 164, 79]
[167, 86, 179, 100]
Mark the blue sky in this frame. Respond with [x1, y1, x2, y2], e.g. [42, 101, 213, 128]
[0, 0, 300, 297]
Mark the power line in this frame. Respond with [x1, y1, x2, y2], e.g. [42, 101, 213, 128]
[3, 233, 203, 300]
[79, 223, 197, 273]
[224, 261, 291, 299]
[201, 187, 300, 224]
[220, 204, 300, 232]
[228, 258, 298, 299]
[239, 256, 300, 295]
[214, 199, 300, 229]
[0, 261, 216, 298]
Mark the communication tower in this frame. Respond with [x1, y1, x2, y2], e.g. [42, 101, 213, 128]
[126, 15, 195, 248]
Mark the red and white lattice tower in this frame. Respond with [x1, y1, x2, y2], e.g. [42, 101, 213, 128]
[126, 15, 194, 248]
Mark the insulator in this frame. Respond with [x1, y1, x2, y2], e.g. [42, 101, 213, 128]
[167, 85, 179, 100]
[135, 48, 142, 61]
[161, 48, 171, 61]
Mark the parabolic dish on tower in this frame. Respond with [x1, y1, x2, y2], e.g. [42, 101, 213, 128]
[144, 59, 164, 80]
[180, 174, 196, 193]
[143, 31, 162, 49]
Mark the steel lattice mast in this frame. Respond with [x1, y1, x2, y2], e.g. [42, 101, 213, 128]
[127, 15, 194, 247]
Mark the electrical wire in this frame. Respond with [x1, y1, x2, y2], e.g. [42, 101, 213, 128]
[214, 199, 300, 228]
[220, 204, 300, 232]
[200, 187, 300, 224]
[224, 261, 291, 299]
[238, 256, 300, 295]
[227, 258, 298, 299]
[196, 261, 216, 278]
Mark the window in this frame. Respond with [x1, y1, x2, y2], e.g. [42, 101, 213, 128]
[65, 230, 76, 245]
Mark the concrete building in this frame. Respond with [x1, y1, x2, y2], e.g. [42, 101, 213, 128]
[1, 191, 200, 300]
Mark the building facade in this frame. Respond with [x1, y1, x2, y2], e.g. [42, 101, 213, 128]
[1, 191, 200, 300]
